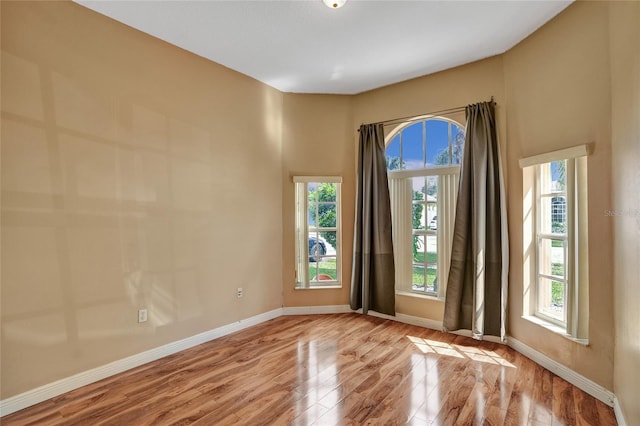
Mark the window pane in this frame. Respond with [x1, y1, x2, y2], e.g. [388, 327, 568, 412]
[451, 125, 465, 165]
[539, 238, 565, 278]
[402, 122, 424, 169]
[540, 195, 566, 234]
[426, 233, 437, 293]
[310, 258, 337, 281]
[386, 135, 401, 170]
[538, 276, 565, 321]
[318, 204, 336, 228]
[317, 182, 336, 202]
[320, 231, 337, 254]
[426, 234, 437, 262]
[426, 119, 450, 166]
[551, 160, 566, 191]
[425, 176, 437, 197]
[427, 210, 437, 230]
[427, 265, 437, 293]
[308, 232, 322, 261]
[413, 264, 425, 291]
[308, 259, 318, 281]
[412, 177, 426, 200]
[551, 196, 566, 233]
[413, 235, 425, 263]
[540, 160, 566, 194]
[307, 202, 318, 228]
[307, 183, 317, 226]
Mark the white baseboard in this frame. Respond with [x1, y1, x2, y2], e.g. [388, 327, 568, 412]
[367, 310, 505, 344]
[363, 311, 615, 408]
[1, 306, 623, 421]
[613, 396, 628, 426]
[0, 308, 282, 417]
[350, 311, 622, 419]
[508, 336, 615, 407]
[365, 310, 442, 331]
[282, 305, 353, 315]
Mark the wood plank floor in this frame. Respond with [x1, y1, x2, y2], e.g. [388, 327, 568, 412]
[2, 314, 617, 425]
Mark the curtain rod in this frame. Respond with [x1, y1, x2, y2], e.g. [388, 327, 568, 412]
[358, 97, 494, 131]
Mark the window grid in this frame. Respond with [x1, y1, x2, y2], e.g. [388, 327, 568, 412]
[521, 145, 589, 341]
[387, 117, 464, 299]
[294, 179, 341, 289]
[534, 160, 569, 327]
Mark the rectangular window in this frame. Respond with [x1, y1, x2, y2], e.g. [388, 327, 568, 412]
[521, 145, 589, 341]
[294, 177, 342, 289]
[389, 166, 459, 298]
[535, 160, 569, 325]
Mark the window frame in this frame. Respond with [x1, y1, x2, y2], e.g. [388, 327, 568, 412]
[533, 159, 573, 328]
[520, 144, 590, 341]
[388, 166, 459, 299]
[386, 116, 465, 169]
[293, 176, 342, 290]
[385, 115, 465, 300]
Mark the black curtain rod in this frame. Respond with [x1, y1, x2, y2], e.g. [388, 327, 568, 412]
[358, 97, 494, 131]
[380, 105, 466, 127]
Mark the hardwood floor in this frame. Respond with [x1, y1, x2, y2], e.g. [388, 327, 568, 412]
[2, 314, 617, 425]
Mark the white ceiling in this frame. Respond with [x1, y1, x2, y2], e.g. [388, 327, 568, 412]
[75, 0, 572, 95]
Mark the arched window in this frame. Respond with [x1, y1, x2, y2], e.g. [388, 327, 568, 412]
[386, 117, 465, 298]
[386, 117, 465, 171]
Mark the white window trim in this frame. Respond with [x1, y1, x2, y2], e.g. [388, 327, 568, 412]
[533, 159, 573, 328]
[293, 177, 342, 290]
[387, 165, 460, 179]
[293, 176, 343, 184]
[520, 146, 589, 340]
[389, 166, 459, 300]
[386, 117, 464, 300]
[518, 144, 591, 168]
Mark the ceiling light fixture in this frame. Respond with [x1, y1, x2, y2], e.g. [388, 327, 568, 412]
[322, 0, 346, 9]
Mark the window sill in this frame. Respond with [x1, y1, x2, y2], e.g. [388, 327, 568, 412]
[395, 290, 444, 302]
[522, 315, 589, 346]
[295, 284, 342, 290]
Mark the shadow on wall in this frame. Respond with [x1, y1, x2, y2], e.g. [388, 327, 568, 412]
[1, 49, 219, 388]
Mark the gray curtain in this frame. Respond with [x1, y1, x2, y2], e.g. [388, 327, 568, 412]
[443, 101, 509, 341]
[350, 123, 395, 315]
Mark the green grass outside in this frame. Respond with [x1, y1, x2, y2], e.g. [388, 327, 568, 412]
[414, 252, 437, 263]
[309, 259, 337, 281]
[551, 262, 564, 306]
[412, 265, 437, 292]
[412, 251, 437, 292]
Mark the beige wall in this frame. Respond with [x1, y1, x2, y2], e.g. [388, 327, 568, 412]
[503, 0, 614, 389]
[351, 56, 506, 321]
[1, 2, 283, 398]
[610, 1, 640, 424]
[281, 56, 506, 318]
[281, 93, 354, 306]
[2, 0, 638, 419]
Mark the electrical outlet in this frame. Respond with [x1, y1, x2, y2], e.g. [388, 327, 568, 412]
[237, 287, 243, 298]
[138, 308, 148, 323]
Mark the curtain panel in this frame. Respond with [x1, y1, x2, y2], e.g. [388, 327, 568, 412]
[443, 101, 509, 341]
[350, 123, 396, 315]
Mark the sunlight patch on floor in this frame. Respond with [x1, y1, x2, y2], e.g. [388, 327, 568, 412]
[407, 336, 515, 367]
